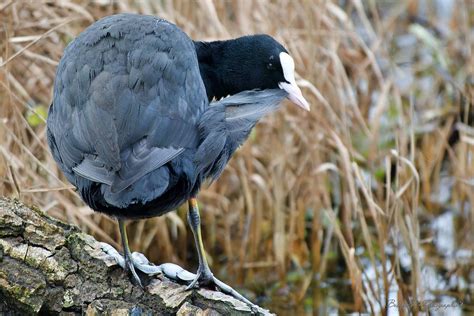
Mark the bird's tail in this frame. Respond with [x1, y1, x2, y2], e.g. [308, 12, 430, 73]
[195, 89, 287, 181]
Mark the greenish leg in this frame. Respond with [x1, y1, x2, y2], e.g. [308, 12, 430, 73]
[185, 198, 259, 309]
[186, 198, 214, 288]
[118, 218, 143, 287]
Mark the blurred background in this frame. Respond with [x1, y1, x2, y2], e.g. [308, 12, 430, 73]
[0, 0, 473, 314]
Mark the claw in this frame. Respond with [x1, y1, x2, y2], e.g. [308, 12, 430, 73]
[100, 242, 260, 312]
[130, 252, 162, 275]
[212, 276, 256, 308]
[100, 243, 195, 281]
[160, 263, 196, 282]
[100, 242, 143, 287]
[187, 273, 261, 312]
[100, 242, 125, 268]
[185, 275, 199, 290]
[125, 255, 143, 287]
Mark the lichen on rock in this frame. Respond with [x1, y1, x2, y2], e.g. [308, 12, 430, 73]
[0, 198, 273, 315]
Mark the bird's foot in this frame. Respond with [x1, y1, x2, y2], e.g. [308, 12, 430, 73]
[124, 252, 143, 287]
[201, 275, 259, 312]
[100, 242, 194, 280]
[100, 242, 125, 267]
[185, 264, 214, 289]
[185, 264, 259, 312]
[100, 242, 157, 286]
[100, 243, 259, 312]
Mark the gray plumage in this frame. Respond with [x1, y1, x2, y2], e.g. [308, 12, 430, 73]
[47, 14, 287, 217]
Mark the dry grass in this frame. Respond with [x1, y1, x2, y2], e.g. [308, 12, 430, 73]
[0, 0, 473, 314]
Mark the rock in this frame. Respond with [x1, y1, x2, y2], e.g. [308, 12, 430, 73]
[0, 198, 274, 315]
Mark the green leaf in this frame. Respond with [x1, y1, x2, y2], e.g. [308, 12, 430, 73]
[26, 105, 48, 127]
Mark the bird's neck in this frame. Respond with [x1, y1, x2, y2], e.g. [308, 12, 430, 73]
[194, 40, 239, 101]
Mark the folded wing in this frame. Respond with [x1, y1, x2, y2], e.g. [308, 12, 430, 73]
[47, 14, 208, 202]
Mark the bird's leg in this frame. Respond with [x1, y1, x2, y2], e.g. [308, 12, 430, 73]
[102, 211, 259, 311]
[186, 198, 214, 288]
[186, 198, 259, 310]
[101, 242, 258, 310]
[118, 218, 143, 287]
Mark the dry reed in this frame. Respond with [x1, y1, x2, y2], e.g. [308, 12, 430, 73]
[0, 0, 472, 314]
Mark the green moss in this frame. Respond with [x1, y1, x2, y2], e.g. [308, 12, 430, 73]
[24, 253, 39, 268]
[62, 289, 75, 308]
[0, 259, 46, 313]
[66, 232, 96, 261]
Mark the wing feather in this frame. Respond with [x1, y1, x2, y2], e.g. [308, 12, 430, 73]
[48, 14, 208, 200]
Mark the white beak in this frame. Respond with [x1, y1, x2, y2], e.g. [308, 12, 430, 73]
[278, 81, 310, 111]
[279, 52, 310, 111]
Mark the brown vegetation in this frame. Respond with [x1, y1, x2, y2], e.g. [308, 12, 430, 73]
[0, 0, 472, 314]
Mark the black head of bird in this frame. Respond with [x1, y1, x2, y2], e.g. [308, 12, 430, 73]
[46, 13, 309, 309]
[194, 34, 310, 110]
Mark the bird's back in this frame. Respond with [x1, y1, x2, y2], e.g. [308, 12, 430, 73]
[48, 14, 288, 219]
[48, 14, 208, 214]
